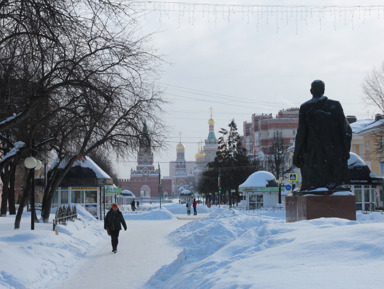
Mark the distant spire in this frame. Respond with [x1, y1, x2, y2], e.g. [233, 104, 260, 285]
[177, 131, 185, 150]
[140, 122, 151, 147]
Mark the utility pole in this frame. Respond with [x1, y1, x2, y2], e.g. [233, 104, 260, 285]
[158, 163, 162, 209]
[218, 168, 221, 208]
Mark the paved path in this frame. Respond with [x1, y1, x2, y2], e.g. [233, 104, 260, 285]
[52, 219, 189, 289]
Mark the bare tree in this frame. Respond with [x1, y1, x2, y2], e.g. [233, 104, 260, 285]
[363, 62, 384, 114]
[362, 62, 384, 158]
[267, 134, 293, 180]
[0, 0, 165, 226]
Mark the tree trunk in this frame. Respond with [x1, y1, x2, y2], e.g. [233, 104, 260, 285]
[41, 156, 79, 222]
[8, 161, 17, 215]
[14, 170, 32, 229]
[0, 173, 9, 216]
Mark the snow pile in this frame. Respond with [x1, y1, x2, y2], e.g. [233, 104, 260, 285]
[348, 152, 367, 168]
[164, 203, 210, 215]
[123, 208, 175, 220]
[0, 205, 106, 289]
[2, 204, 384, 289]
[147, 210, 384, 289]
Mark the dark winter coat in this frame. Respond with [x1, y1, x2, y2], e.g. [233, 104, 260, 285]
[293, 96, 352, 190]
[104, 209, 127, 231]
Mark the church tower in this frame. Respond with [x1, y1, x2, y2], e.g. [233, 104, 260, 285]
[173, 132, 189, 193]
[175, 132, 187, 177]
[204, 108, 218, 163]
[130, 122, 160, 198]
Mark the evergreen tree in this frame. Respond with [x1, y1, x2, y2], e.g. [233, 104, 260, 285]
[199, 119, 253, 205]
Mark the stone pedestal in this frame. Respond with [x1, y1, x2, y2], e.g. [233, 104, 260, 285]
[286, 195, 356, 222]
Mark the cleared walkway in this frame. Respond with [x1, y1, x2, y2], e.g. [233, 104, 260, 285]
[52, 219, 189, 289]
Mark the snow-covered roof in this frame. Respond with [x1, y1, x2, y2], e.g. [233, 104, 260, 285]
[54, 156, 111, 179]
[351, 118, 384, 134]
[180, 190, 193, 196]
[121, 190, 135, 198]
[239, 171, 277, 188]
[73, 157, 111, 179]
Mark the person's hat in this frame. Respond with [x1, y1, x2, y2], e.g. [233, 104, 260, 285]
[112, 203, 118, 209]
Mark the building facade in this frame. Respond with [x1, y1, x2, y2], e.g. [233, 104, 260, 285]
[125, 123, 171, 198]
[350, 115, 384, 177]
[243, 108, 299, 156]
[169, 136, 196, 196]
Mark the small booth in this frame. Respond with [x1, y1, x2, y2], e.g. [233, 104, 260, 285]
[117, 189, 135, 206]
[53, 157, 113, 219]
[349, 152, 384, 210]
[239, 171, 279, 210]
[179, 189, 194, 204]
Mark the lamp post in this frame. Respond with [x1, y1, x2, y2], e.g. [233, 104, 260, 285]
[218, 168, 221, 208]
[24, 156, 42, 230]
[158, 163, 162, 209]
[276, 177, 284, 205]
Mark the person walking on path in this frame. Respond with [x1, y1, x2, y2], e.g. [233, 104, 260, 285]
[131, 199, 136, 211]
[186, 200, 191, 215]
[104, 203, 127, 253]
[193, 198, 197, 215]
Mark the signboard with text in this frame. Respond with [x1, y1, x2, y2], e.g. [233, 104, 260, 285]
[105, 188, 122, 194]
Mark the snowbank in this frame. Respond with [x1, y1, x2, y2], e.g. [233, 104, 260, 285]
[2, 205, 384, 289]
[0, 205, 106, 289]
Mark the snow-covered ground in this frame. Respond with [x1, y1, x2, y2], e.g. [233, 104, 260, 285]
[1, 201, 384, 289]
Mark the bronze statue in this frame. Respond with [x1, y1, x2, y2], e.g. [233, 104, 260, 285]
[293, 80, 352, 192]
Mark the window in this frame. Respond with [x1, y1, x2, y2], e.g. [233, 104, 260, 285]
[71, 190, 84, 203]
[53, 191, 59, 207]
[249, 194, 263, 209]
[85, 191, 97, 203]
[61, 190, 68, 204]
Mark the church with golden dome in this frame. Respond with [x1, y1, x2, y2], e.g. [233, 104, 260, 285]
[169, 109, 218, 195]
[120, 110, 218, 198]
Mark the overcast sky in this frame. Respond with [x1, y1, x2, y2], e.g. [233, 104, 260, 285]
[116, 0, 384, 178]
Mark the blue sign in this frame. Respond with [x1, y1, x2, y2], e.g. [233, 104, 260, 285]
[288, 173, 297, 181]
[285, 184, 292, 191]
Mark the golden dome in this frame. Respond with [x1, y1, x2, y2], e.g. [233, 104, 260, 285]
[195, 151, 206, 160]
[176, 142, 185, 150]
[195, 141, 206, 160]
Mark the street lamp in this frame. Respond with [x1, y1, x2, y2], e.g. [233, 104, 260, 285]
[24, 156, 42, 230]
[276, 177, 284, 205]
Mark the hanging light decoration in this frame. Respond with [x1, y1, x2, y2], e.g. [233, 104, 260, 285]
[130, 1, 384, 30]
[35, 159, 43, 170]
[24, 156, 37, 169]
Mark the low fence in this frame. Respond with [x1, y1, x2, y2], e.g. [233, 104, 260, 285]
[53, 204, 78, 231]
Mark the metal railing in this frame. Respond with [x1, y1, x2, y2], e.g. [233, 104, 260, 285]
[53, 205, 78, 231]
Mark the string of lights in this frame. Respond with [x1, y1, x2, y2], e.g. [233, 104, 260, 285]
[131, 2, 384, 18]
[130, 1, 384, 31]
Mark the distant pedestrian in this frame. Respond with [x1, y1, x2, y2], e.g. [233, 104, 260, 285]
[193, 198, 197, 215]
[104, 203, 127, 253]
[136, 201, 140, 208]
[186, 200, 191, 215]
[131, 199, 136, 211]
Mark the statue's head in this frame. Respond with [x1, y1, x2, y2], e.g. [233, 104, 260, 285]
[310, 80, 325, 97]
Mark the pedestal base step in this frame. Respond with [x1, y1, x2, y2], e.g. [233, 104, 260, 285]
[286, 195, 356, 222]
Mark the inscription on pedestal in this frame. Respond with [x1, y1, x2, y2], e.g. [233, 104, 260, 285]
[286, 195, 356, 222]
